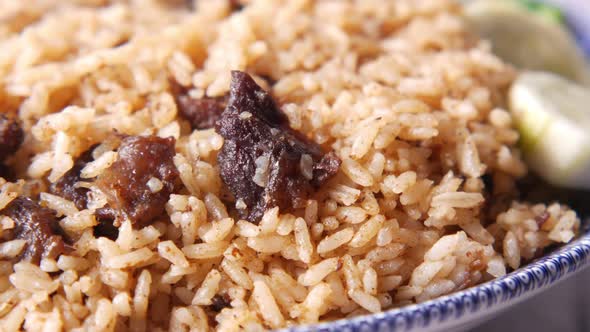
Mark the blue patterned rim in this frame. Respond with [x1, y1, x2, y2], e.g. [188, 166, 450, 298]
[569, 20, 590, 58]
[556, 1, 590, 58]
[286, 232, 590, 332]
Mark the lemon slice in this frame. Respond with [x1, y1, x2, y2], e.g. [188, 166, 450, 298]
[464, 0, 590, 86]
[509, 71, 590, 189]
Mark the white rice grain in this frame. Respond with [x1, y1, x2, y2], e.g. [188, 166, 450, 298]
[410, 261, 444, 287]
[40, 192, 78, 216]
[157, 241, 189, 268]
[236, 220, 261, 237]
[80, 151, 117, 179]
[182, 241, 229, 260]
[431, 192, 484, 208]
[294, 218, 313, 263]
[146, 177, 164, 193]
[504, 231, 521, 269]
[221, 258, 253, 290]
[295, 282, 332, 323]
[0, 240, 27, 259]
[378, 275, 403, 292]
[297, 258, 340, 286]
[349, 214, 385, 248]
[104, 248, 155, 269]
[362, 268, 378, 295]
[341, 158, 374, 187]
[425, 233, 462, 261]
[348, 289, 381, 313]
[113, 292, 132, 316]
[199, 217, 234, 243]
[259, 207, 280, 234]
[130, 270, 151, 332]
[252, 279, 284, 329]
[192, 269, 221, 305]
[247, 235, 290, 254]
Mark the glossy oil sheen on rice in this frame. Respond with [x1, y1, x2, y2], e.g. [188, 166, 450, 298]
[0, 0, 581, 331]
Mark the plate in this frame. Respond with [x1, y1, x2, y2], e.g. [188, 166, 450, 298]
[286, 232, 590, 332]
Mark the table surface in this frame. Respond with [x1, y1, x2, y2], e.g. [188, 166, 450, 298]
[470, 266, 590, 332]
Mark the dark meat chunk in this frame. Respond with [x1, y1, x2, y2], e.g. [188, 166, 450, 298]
[179, 96, 227, 130]
[216, 71, 341, 223]
[229, 0, 245, 11]
[0, 163, 16, 182]
[2, 197, 65, 264]
[93, 207, 119, 240]
[181, 0, 243, 11]
[0, 114, 23, 162]
[0, 114, 24, 180]
[96, 135, 179, 228]
[50, 146, 95, 210]
[312, 151, 341, 187]
[209, 294, 231, 312]
[51, 145, 122, 238]
[171, 82, 228, 130]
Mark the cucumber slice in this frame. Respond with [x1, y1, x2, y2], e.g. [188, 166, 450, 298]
[464, 0, 590, 86]
[509, 71, 590, 189]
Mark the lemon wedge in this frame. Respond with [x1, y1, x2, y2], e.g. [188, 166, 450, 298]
[509, 71, 590, 189]
[464, 0, 590, 86]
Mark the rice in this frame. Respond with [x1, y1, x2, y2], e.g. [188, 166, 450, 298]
[199, 217, 234, 243]
[181, 241, 228, 259]
[336, 206, 368, 224]
[59, 210, 97, 233]
[349, 214, 385, 248]
[40, 192, 78, 216]
[293, 282, 332, 323]
[0, 0, 582, 330]
[247, 234, 289, 254]
[221, 258, 253, 290]
[0, 240, 27, 259]
[297, 257, 340, 286]
[252, 279, 284, 328]
[191, 269, 221, 305]
[56, 255, 90, 271]
[130, 270, 151, 332]
[378, 275, 403, 293]
[157, 240, 190, 268]
[80, 151, 118, 179]
[503, 231, 521, 270]
[104, 248, 155, 269]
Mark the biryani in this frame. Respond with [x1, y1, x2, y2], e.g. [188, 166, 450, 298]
[0, 0, 581, 331]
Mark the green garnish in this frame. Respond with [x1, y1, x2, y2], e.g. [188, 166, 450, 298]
[515, 0, 564, 24]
